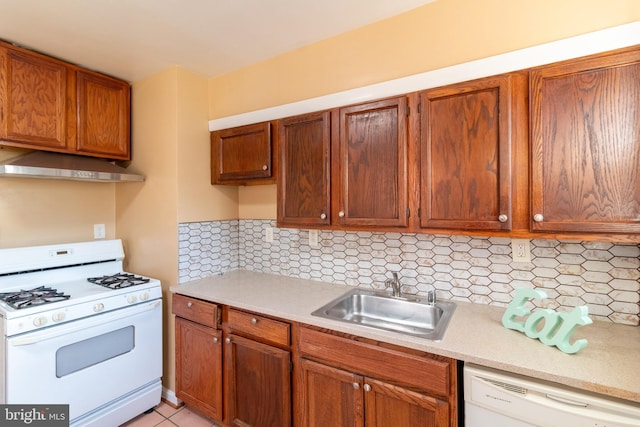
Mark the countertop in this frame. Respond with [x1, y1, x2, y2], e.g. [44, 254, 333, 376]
[170, 270, 640, 405]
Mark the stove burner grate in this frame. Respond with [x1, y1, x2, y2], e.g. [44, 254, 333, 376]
[87, 273, 150, 289]
[0, 286, 71, 309]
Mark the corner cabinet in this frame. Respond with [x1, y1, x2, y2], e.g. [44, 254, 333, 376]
[335, 97, 409, 228]
[224, 308, 292, 427]
[530, 46, 640, 234]
[211, 121, 275, 185]
[172, 294, 223, 422]
[418, 72, 528, 232]
[0, 40, 131, 160]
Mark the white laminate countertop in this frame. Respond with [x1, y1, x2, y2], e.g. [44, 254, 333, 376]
[170, 270, 640, 405]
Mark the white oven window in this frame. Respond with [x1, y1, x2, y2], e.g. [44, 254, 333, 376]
[56, 325, 135, 377]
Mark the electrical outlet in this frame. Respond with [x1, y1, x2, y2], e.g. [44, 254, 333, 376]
[511, 238, 531, 263]
[264, 227, 274, 243]
[94, 224, 106, 239]
[309, 229, 319, 247]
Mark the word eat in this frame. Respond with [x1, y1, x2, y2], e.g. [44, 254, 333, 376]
[501, 288, 592, 354]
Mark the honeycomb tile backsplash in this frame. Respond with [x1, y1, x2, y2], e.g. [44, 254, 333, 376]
[179, 219, 640, 326]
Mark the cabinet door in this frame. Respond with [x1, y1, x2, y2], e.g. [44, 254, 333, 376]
[298, 358, 364, 427]
[530, 48, 640, 233]
[225, 333, 291, 427]
[175, 317, 223, 422]
[419, 74, 519, 231]
[0, 45, 69, 149]
[211, 122, 273, 184]
[278, 111, 331, 227]
[76, 70, 131, 160]
[364, 377, 449, 427]
[336, 97, 409, 227]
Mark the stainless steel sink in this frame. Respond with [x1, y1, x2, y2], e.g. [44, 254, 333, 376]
[311, 288, 456, 341]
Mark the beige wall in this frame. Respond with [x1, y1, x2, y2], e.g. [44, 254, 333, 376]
[210, 0, 639, 220]
[116, 66, 238, 394]
[0, 147, 116, 248]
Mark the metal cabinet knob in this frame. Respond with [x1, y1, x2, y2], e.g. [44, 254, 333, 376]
[363, 384, 371, 392]
[498, 214, 508, 223]
[187, 302, 193, 308]
[338, 211, 345, 218]
[251, 317, 258, 325]
[533, 214, 544, 222]
[225, 337, 231, 344]
[320, 213, 327, 220]
[213, 337, 219, 343]
[353, 383, 360, 390]
[262, 165, 268, 171]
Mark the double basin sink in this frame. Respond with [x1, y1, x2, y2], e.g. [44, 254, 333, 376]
[311, 288, 456, 341]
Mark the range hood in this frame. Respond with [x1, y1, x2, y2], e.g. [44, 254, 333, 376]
[0, 151, 145, 182]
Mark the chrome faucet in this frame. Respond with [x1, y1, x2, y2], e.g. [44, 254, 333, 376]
[385, 272, 402, 298]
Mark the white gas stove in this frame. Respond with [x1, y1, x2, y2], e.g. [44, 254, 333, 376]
[0, 239, 163, 426]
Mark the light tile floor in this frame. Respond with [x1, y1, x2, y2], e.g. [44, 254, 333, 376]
[121, 402, 221, 427]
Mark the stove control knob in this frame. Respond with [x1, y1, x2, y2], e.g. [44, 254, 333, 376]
[127, 295, 138, 304]
[94, 303, 105, 312]
[140, 292, 149, 301]
[52, 312, 66, 322]
[33, 316, 48, 327]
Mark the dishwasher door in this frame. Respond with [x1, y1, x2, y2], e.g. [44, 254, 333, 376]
[464, 363, 640, 427]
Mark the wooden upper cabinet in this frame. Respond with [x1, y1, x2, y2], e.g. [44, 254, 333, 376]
[335, 97, 409, 227]
[530, 47, 640, 234]
[0, 41, 131, 160]
[0, 44, 69, 150]
[211, 121, 274, 185]
[76, 70, 130, 160]
[419, 73, 526, 231]
[277, 111, 331, 227]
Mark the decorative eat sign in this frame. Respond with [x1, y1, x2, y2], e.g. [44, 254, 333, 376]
[501, 288, 592, 354]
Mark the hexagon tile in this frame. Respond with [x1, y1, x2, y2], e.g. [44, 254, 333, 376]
[179, 220, 640, 326]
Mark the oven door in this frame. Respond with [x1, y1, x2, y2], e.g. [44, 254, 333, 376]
[5, 299, 162, 422]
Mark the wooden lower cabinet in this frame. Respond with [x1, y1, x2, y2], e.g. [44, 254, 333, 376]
[299, 358, 449, 427]
[174, 297, 457, 427]
[173, 294, 223, 422]
[224, 333, 292, 427]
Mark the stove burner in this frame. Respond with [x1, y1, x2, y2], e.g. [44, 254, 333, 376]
[88, 273, 150, 289]
[0, 286, 71, 309]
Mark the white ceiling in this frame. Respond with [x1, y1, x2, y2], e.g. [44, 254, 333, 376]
[0, 0, 435, 82]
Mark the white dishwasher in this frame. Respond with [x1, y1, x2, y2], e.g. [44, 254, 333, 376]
[464, 363, 640, 427]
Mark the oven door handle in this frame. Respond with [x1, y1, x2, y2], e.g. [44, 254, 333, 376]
[9, 300, 161, 346]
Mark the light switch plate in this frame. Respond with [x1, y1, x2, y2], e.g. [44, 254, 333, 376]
[265, 227, 274, 243]
[511, 238, 531, 263]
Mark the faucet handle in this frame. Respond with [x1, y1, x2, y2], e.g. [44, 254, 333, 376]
[426, 289, 437, 305]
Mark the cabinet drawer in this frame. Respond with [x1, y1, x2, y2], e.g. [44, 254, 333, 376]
[172, 294, 220, 328]
[227, 308, 290, 347]
[299, 327, 451, 397]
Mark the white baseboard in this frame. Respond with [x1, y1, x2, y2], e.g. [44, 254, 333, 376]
[161, 386, 182, 407]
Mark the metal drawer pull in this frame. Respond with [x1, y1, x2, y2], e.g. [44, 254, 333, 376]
[250, 317, 258, 325]
[338, 211, 345, 218]
[213, 337, 218, 343]
[533, 214, 544, 222]
[320, 213, 327, 220]
[187, 302, 192, 308]
[225, 337, 231, 344]
[498, 214, 508, 223]
[262, 165, 268, 171]
[353, 383, 360, 390]
[363, 384, 371, 392]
